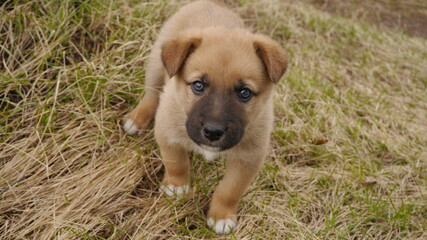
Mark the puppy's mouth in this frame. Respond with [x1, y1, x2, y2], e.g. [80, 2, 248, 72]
[200, 145, 221, 152]
[185, 120, 244, 151]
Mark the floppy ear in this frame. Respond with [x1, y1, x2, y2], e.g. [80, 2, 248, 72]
[253, 35, 288, 83]
[161, 30, 202, 77]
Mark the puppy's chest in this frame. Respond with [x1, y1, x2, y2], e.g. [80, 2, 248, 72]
[199, 148, 220, 162]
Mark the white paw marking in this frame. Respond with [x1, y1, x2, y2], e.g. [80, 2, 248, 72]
[123, 119, 139, 135]
[207, 217, 236, 235]
[159, 184, 190, 197]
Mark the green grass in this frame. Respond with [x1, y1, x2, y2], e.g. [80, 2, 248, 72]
[1, 0, 426, 239]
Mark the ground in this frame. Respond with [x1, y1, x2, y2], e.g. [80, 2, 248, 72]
[1, 0, 426, 239]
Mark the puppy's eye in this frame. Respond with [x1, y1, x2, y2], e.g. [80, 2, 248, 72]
[238, 87, 252, 102]
[191, 80, 205, 95]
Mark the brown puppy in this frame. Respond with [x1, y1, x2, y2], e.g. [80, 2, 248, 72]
[123, 0, 287, 235]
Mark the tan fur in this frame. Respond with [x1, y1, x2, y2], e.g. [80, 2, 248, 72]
[124, 0, 287, 234]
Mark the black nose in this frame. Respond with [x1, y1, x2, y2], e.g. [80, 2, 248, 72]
[203, 123, 225, 142]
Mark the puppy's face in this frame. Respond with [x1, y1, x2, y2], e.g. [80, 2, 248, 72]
[162, 28, 287, 151]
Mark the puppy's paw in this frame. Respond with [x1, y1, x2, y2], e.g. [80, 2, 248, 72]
[159, 184, 190, 197]
[207, 217, 236, 235]
[123, 119, 140, 135]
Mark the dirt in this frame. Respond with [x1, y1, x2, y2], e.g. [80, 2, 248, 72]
[305, 0, 427, 38]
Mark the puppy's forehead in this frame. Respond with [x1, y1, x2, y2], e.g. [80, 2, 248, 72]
[185, 30, 266, 89]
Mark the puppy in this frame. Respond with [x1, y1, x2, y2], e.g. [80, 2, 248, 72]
[123, 0, 287, 235]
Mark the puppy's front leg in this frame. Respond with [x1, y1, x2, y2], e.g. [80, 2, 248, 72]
[158, 143, 190, 197]
[207, 158, 263, 235]
[123, 92, 159, 135]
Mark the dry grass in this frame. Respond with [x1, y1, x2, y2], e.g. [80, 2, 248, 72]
[1, 0, 426, 239]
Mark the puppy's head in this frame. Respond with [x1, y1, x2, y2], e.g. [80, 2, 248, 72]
[161, 28, 287, 151]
